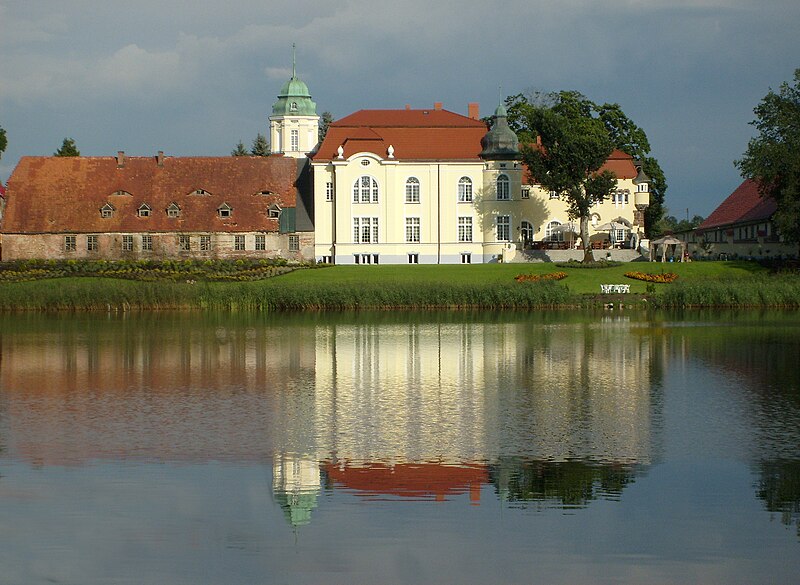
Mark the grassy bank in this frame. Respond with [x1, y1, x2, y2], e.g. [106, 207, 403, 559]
[0, 259, 797, 311]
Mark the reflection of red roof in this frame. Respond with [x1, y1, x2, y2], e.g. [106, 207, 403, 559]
[698, 179, 777, 230]
[312, 109, 488, 162]
[323, 461, 487, 503]
[3, 155, 298, 234]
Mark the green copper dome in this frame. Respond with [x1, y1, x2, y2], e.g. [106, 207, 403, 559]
[272, 47, 317, 116]
[480, 102, 519, 160]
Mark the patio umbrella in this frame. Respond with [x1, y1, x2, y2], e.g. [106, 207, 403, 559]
[551, 222, 579, 247]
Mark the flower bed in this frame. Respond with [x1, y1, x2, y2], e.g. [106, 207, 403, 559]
[514, 271, 568, 283]
[624, 271, 678, 283]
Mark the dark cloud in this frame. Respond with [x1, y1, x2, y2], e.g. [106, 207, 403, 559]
[1, 0, 799, 216]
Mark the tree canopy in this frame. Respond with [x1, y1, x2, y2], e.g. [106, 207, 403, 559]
[54, 137, 80, 157]
[319, 111, 334, 142]
[736, 68, 800, 248]
[250, 133, 270, 157]
[507, 91, 666, 239]
[231, 141, 249, 156]
[0, 125, 7, 161]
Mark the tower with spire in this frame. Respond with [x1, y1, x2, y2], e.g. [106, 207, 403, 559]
[269, 45, 320, 158]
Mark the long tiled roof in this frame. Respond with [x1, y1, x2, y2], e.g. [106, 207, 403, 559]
[521, 149, 639, 183]
[312, 108, 488, 162]
[698, 179, 777, 231]
[2, 155, 298, 234]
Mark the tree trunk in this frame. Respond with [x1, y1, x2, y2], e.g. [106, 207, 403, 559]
[580, 215, 593, 263]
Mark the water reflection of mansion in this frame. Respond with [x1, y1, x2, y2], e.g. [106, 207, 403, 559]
[1, 315, 658, 525]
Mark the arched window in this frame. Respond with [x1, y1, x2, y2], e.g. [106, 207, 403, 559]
[405, 177, 420, 203]
[546, 220, 563, 242]
[496, 174, 510, 200]
[458, 177, 473, 203]
[520, 221, 534, 247]
[353, 176, 379, 203]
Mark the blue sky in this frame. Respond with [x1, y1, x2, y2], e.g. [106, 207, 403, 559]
[1, 0, 798, 217]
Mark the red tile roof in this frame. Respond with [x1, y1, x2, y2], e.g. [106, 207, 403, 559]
[698, 179, 777, 231]
[2, 155, 299, 234]
[312, 108, 488, 162]
[520, 149, 638, 183]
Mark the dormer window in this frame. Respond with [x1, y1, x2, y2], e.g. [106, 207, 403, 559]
[100, 203, 115, 218]
[138, 203, 152, 218]
[167, 203, 181, 218]
[217, 203, 232, 218]
[290, 101, 298, 112]
[111, 190, 132, 197]
[192, 188, 211, 196]
[268, 203, 282, 218]
[257, 190, 275, 197]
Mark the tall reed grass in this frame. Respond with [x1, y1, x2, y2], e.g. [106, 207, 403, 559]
[0, 278, 574, 311]
[650, 275, 800, 308]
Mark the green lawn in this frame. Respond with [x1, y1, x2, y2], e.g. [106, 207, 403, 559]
[277, 260, 769, 295]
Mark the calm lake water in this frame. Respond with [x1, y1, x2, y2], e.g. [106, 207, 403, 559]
[1, 309, 799, 585]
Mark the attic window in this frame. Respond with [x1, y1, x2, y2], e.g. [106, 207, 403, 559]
[290, 101, 298, 112]
[361, 159, 370, 166]
[111, 190, 132, 197]
[217, 203, 232, 218]
[100, 203, 115, 218]
[167, 203, 181, 218]
[193, 189, 210, 196]
[138, 203, 152, 217]
[268, 203, 282, 218]
[258, 190, 275, 196]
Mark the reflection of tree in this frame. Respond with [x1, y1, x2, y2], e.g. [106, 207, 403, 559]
[489, 457, 643, 509]
[755, 460, 800, 536]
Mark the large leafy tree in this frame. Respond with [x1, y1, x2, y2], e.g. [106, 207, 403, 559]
[54, 137, 80, 157]
[507, 92, 666, 238]
[516, 91, 618, 262]
[736, 68, 800, 248]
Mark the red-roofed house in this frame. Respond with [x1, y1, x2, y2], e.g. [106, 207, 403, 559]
[311, 102, 649, 264]
[692, 179, 795, 259]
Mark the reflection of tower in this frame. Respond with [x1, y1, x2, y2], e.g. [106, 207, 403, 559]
[272, 453, 321, 527]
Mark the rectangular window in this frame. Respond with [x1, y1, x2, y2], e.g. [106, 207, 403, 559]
[408, 253, 419, 264]
[200, 235, 211, 251]
[288, 235, 300, 251]
[122, 235, 134, 251]
[179, 235, 190, 251]
[549, 191, 559, 200]
[234, 235, 245, 250]
[64, 235, 76, 252]
[497, 215, 511, 241]
[326, 181, 334, 202]
[255, 235, 266, 250]
[461, 253, 471, 264]
[405, 217, 420, 243]
[290, 129, 299, 151]
[521, 187, 530, 199]
[142, 235, 153, 251]
[458, 216, 473, 243]
[353, 217, 378, 243]
[87, 235, 98, 252]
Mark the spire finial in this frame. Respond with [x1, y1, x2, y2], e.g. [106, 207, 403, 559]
[292, 43, 296, 78]
[498, 85, 503, 105]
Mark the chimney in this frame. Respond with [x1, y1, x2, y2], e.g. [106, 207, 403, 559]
[405, 104, 411, 111]
[116, 151, 125, 168]
[156, 151, 164, 167]
[434, 102, 443, 111]
[468, 102, 480, 120]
